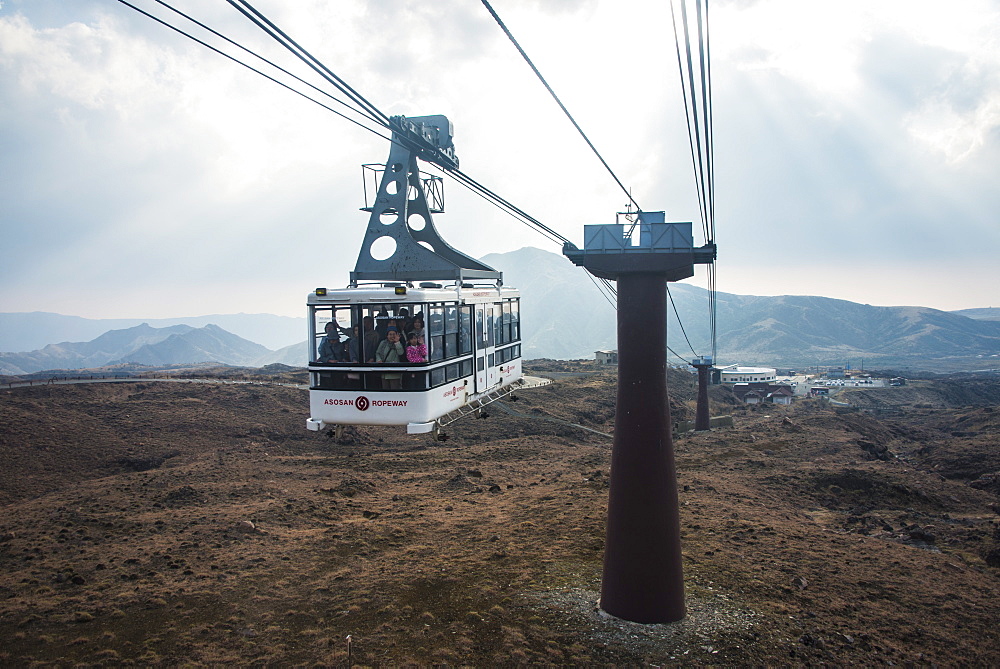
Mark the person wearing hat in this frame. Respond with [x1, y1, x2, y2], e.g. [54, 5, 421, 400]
[317, 321, 346, 362]
[375, 328, 405, 389]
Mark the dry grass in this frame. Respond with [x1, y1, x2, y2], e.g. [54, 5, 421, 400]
[0, 365, 998, 664]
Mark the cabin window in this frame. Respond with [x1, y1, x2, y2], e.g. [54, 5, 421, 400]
[458, 306, 473, 354]
[428, 305, 445, 362]
[424, 303, 468, 362]
[491, 306, 502, 346]
[310, 302, 429, 365]
[496, 344, 521, 364]
[500, 300, 512, 344]
[314, 370, 363, 390]
[403, 371, 429, 390]
[312, 306, 353, 363]
[309, 300, 495, 369]
[444, 305, 459, 358]
[510, 299, 520, 341]
[313, 366, 465, 392]
[476, 306, 486, 348]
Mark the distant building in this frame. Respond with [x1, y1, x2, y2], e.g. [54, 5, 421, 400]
[595, 350, 618, 365]
[767, 386, 795, 405]
[810, 386, 829, 397]
[732, 382, 795, 405]
[719, 366, 777, 384]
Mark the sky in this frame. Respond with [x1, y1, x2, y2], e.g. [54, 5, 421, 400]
[1, 0, 998, 320]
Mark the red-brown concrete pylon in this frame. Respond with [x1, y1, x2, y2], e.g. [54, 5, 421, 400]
[564, 211, 715, 624]
[691, 357, 713, 431]
[600, 272, 685, 622]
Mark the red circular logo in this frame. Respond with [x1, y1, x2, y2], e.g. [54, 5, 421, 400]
[355, 395, 370, 411]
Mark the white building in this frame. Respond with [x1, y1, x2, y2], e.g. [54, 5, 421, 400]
[719, 366, 777, 384]
[595, 350, 619, 365]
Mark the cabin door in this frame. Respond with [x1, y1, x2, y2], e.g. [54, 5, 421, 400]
[474, 304, 497, 394]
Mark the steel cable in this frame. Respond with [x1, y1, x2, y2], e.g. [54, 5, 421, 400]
[116, 0, 570, 252]
[113, 0, 393, 143]
[227, 0, 390, 128]
[480, 0, 642, 216]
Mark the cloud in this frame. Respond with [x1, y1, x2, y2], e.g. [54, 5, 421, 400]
[0, 0, 998, 317]
[905, 95, 1000, 164]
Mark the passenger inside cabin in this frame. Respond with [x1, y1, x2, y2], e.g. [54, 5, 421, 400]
[408, 315, 424, 343]
[406, 332, 427, 362]
[376, 328, 405, 389]
[346, 324, 361, 362]
[375, 307, 389, 342]
[362, 316, 378, 362]
[317, 322, 346, 362]
[391, 316, 408, 338]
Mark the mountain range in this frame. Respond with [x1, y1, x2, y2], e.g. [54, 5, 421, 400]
[0, 323, 304, 376]
[483, 248, 1000, 369]
[2, 247, 998, 373]
[0, 312, 303, 353]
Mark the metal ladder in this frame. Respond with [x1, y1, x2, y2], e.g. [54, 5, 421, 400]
[436, 378, 527, 428]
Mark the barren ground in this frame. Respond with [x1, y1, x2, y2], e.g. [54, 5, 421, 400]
[1, 362, 998, 666]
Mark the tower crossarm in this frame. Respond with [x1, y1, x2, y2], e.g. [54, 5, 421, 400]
[352, 115, 499, 284]
[388, 115, 459, 171]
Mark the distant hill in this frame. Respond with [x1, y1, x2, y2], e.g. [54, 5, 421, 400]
[711, 295, 1000, 367]
[482, 246, 618, 359]
[256, 341, 309, 368]
[0, 324, 270, 375]
[483, 247, 1000, 369]
[952, 308, 1000, 322]
[3, 248, 998, 373]
[0, 312, 304, 353]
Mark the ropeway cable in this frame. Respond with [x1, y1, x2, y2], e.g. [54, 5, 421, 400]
[667, 343, 687, 364]
[222, 0, 574, 248]
[422, 163, 568, 247]
[671, 0, 711, 243]
[584, 271, 618, 310]
[444, 166, 572, 246]
[481, 0, 712, 363]
[119, 0, 710, 361]
[150, 0, 391, 132]
[480, 0, 643, 217]
[671, 0, 717, 364]
[667, 285, 699, 357]
[226, 0, 390, 129]
[113, 0, 392, 143]
[114, 0, 571, 252]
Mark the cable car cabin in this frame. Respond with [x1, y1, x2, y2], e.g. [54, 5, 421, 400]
[305, 282, 522, 434]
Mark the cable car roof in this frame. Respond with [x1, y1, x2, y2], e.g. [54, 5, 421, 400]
[307, 284, 520, 305]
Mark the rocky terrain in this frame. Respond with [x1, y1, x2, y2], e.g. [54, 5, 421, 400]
[0, 362, 998, 665]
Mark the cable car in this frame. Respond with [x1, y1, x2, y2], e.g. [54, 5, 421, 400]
[306, 115, 523, 435]
[306, 282, 521, 434]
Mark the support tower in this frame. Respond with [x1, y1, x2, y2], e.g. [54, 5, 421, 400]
[564, 211, 715, 623]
